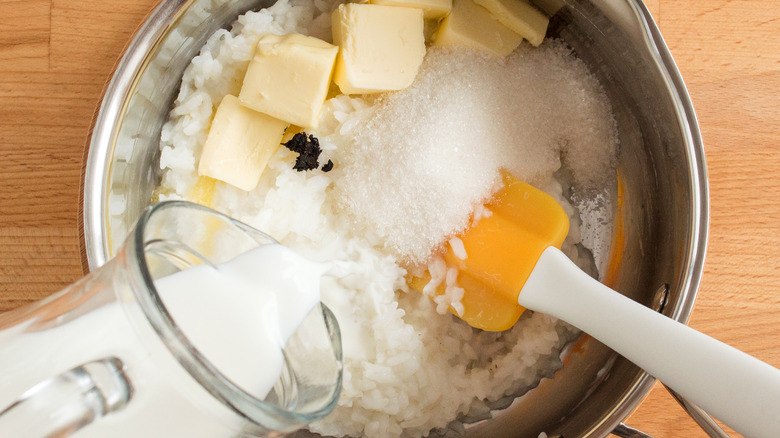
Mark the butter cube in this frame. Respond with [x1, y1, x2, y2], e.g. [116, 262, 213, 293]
[198, 95, 287, 192]
[434, 0, 523, 56]
[239, 33, 338, 128]
[332, 4, 426, 94]
[473, 0, 549, 46]
[369, 0, 452, 19]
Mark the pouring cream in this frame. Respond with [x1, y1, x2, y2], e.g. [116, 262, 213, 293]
[155, 243, 329, 399]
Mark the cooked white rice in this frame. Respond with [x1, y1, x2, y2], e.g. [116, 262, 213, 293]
[157, 1, 618, 437]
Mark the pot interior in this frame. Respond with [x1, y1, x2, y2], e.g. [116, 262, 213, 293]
[82, 0, 707, 436]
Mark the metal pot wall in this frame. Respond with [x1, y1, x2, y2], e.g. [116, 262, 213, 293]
[81, 0, 709, 436]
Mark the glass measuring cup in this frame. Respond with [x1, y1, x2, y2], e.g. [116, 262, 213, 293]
[0, 201, 343, 437]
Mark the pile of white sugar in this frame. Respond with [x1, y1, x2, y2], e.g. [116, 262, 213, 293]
[332, 45, 617, 263]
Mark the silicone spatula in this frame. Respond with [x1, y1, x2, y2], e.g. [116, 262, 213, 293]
[449, 172, 780, 437]
[439, 172, 569, 330]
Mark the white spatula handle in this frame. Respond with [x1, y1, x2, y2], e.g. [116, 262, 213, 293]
[518, 247, 780, 438]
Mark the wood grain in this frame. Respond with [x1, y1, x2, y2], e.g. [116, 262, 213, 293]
[0, 0, 158, 308]
[0, 1, 778, 436]
[0, 0, 50, 71]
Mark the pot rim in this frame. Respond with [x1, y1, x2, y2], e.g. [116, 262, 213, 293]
[81, 0, 190, 274]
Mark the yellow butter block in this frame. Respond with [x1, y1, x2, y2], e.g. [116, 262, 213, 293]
[332, 4, 426, 94]
[370, 0, 452, 19]
[198, 95, 287, 192]
[473, 0, 549, 46]
[239, 33, 338, 128]
[434, 0, 523, 56]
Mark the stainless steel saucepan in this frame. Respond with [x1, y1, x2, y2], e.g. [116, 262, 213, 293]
[81, 0, 710, 436]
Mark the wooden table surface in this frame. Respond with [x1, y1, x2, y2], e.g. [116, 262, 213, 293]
[1, 0, 778, 436]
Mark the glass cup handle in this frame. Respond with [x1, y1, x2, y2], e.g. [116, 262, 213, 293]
[0, 357, 133, 437]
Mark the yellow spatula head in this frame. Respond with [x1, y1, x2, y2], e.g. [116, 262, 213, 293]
[409, 171, 570, 331]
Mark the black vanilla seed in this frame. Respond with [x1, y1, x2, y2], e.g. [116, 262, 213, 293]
[282, 132, 322, 172]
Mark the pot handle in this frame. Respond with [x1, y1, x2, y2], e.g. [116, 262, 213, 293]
[611, 390, 732, 438]
[664, 385, 730, 438]
[612, 423, 655, 438]
[519, 247, 780, 438]
[0, 357, 132, 437]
